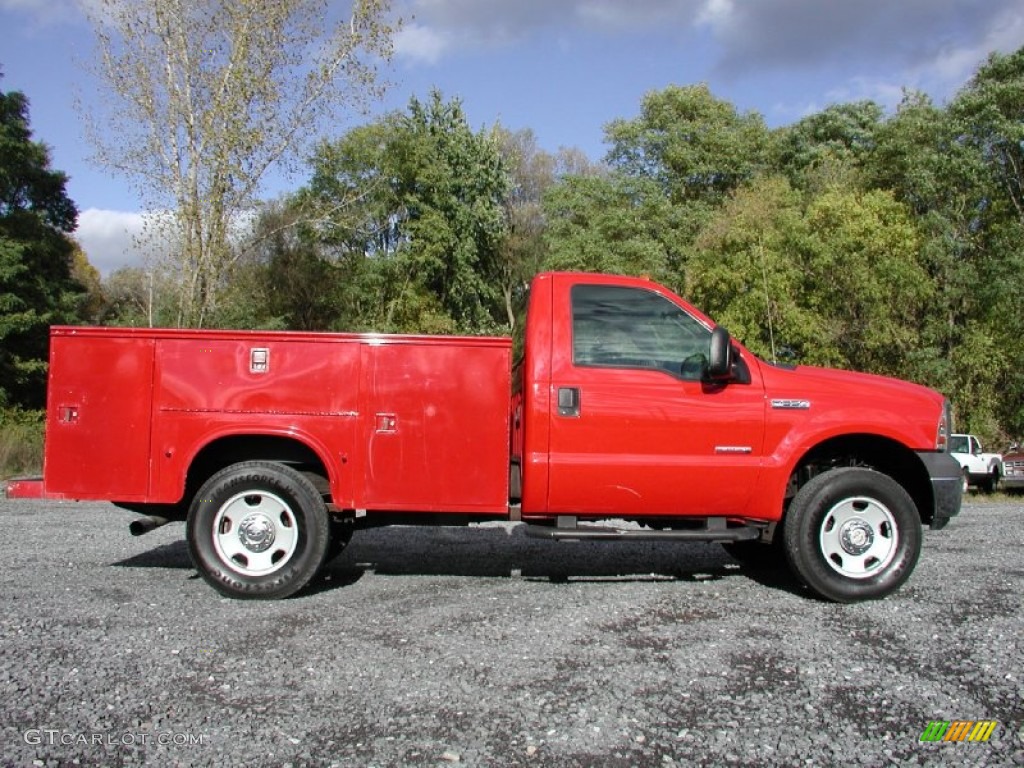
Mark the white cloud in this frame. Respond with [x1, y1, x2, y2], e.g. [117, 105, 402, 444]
[905, 5, 1024, 93]
[575, 0, 702, 29]
[824, 78, 908, 111]
[397, 0, 1023, 112]
[75, 207, 262, 277]
[693, 0, 1023, 80]
[695, 0, 733, 28]
[393, 23, 451, 64]
[74, 209, 148, 275]
[394, 0, 705, 59]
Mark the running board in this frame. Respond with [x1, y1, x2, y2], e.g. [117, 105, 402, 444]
[524, 516, 761, 542]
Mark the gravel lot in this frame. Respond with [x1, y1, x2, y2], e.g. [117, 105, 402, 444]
[1, 497, 1021, 768]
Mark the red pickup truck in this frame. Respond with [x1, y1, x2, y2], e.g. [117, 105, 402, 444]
[6, 272, 961, 602]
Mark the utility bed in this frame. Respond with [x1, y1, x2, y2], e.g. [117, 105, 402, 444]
[43, 327, 513, 513]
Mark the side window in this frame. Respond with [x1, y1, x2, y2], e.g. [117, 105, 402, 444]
[571, 284, 712, 380]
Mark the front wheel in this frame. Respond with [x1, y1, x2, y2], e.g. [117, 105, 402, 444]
[782, 468, 921, 603]
[187, 461, 331, 599]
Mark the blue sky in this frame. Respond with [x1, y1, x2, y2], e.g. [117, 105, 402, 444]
[2, 0, 1023, 273]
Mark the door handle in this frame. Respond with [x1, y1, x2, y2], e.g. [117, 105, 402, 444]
[557, 387, 580, 417]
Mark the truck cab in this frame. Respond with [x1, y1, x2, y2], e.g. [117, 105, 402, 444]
[515, 273, 961, 601]
[949, 433, 1003, 492]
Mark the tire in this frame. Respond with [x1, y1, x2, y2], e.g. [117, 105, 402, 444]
[186, 461, 330, 599]
[981, 467, 1000, 494]
[782, 468, 921, 603]
[962, 467, 970, 493]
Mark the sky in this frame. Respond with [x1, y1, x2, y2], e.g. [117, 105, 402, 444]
[1, 0, 1023, 274]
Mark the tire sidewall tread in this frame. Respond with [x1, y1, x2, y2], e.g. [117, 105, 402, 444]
[783, 467, 921, 603]
[186, 461, 330, 600]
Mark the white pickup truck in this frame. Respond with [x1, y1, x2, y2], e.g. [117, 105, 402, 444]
[950, 434, 1003, 492]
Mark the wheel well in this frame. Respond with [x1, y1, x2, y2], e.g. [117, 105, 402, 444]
[185, 436, 331, 510]
[787, 434, 934, 525]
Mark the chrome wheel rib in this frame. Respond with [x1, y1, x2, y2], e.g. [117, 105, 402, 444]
[818, 497, 898, 579]
[213, 491, 299, 576]
[783, 467, 921, 603]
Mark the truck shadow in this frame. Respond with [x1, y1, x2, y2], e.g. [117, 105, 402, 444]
[114, 523, 802, 597]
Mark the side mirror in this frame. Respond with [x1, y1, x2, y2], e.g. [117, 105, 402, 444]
[706, 326, 733, 381]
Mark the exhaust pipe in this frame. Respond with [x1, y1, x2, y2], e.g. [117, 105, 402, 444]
[129, 515, 171, 536]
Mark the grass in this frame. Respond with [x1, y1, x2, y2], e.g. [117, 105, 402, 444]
[0, 409, 44, 480]
[963, 489, 1022, 504]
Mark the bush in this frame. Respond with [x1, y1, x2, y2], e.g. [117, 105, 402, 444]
[0, 409, 44, 479]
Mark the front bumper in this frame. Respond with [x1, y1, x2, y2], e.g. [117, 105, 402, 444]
[917, 451, 963, 530]
[1003, 461, 1024, 490]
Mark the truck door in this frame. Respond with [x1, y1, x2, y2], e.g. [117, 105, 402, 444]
[546, 282, 765, 517]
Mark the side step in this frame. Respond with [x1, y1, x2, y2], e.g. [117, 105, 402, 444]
[524, 516, 761, 542]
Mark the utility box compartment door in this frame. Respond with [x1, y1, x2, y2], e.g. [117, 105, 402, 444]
[44, 332, 155, 500]
[359, 338, 511, 514]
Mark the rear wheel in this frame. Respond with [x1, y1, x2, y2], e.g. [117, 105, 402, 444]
[981, 467, 1001, 494]
[783, 468, 921, 603]
[187, 461, 330, 599]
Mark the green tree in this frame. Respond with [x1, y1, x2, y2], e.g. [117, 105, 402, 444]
[605, 84, 770, 207]
[771, 101, 884, 196]
[82, 0, 399, 328]
[803, 188, 931, 378]
[274, 90, 511, 334]
[950, 47, 1024, 437]
[495, 128, 605, 329]
[542, 84, 771, 292]
[231, 198, 343, 331]
[953, 48, 1024, 228]
[542, 173, 679, 280]
[391, 91, 510, 331]
[99, 266, 179, 327]
[0, 83, 85, 408]
[689, 175, 821, 363]
[864, 92, 996, 433]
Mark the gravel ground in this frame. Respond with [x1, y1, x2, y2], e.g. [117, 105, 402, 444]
[0, 497, 1021, 768]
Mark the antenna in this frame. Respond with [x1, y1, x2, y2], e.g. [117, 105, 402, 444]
[757, 240, 778, 363]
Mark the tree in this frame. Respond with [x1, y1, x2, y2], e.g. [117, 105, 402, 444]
[772, 101, 883, 194]
[266, 91, 510, 334]
[550, 84, 773, 292]
[689, 175, 821, 363]
[542, 173, 679, 280]
[82, 0, 399, 327]
[949, 46, 1024, 437]
[802, 188, 931, 378]
[493, 128, 602, 329]
[99, 266, 177, 327]
[390, 91, 510, 332]
[605, 84, 770, 207]
[953, 48, 1024, 227]
[0, 82, 85, 408]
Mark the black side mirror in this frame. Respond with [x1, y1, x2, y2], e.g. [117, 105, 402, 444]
[706, 326, 733, 381]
